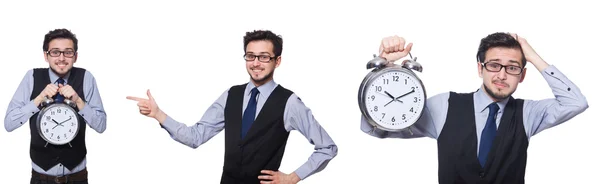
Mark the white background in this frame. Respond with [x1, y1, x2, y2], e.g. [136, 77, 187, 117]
[1, 0, 598, 183]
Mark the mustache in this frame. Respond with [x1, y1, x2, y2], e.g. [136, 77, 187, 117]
[492, 80, 509, 87]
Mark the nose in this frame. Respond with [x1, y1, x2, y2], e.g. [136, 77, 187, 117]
[58, 53, 66, 61]
[251, 59, 261, 66]
[497, 67, 508, 80]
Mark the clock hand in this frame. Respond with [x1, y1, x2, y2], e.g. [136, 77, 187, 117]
[52, 119, 60, 125]
[395, 89, 415, 100]
[384, 91, 395, 99]
[58, 117, 72, 126]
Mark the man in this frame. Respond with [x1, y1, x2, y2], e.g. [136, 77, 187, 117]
[361, 33, 588, 183]
[127, 30, 338, 184]
[4, 28, 107, 184]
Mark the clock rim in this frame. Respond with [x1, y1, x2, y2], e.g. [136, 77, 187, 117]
[358, 65, 428, 132]
[36, 103, 80, 145]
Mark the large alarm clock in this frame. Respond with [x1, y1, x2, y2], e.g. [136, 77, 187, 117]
[358, 53, 426, 132]
[37, 97, 80, 146]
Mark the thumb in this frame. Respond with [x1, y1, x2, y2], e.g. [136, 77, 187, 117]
[404, 43, 413, 54]
[147, 89, 155, 101]
[58, 84, 64, 88]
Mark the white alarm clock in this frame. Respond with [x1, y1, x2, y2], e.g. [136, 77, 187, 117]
[358, 53, 426, 132]
[37, 97, 80, 146]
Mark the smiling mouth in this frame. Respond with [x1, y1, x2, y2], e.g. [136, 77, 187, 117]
[493, 81, 508, 88]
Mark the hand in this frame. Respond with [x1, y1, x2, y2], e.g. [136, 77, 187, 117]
[258, 170, 300, 184]
[51, 119, 63, 129]
[509, 33, 549, 71]
[58, 84, 84, 110]
[379, 35, 413, 62]
[126, 90, 166, 123]
[34, 84, 59, 106]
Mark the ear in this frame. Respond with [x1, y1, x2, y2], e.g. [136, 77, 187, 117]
[274, 56, 281, 68]
[43, 52, 50, 63]
[519, 68, 527, 83]
[477, 62, 483, 78]
[73, 52, 78, 63]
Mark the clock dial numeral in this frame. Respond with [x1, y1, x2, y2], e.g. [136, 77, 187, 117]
[57, 136, 60, 140]
[51, 111, 55, 115]
[45, 129, 49, 133]
[393, 76, 399, 82]
[414, 97, 418, 103]
[410, 107, 414, 112]
[391, 117, 396, 122]
[383, 79, 389, 84]
[376, 86, 382, 92]
[374, 106, 378, 112]
[57, 109, 61, 113]
[46, 116, 50, 121]
[402, 114, 406, 120]
[69, 129, 72, 133]
[382, 113, 386, 118]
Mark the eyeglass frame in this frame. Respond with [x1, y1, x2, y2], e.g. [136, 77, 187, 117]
[480, 61, 524, 75]
[243, 54, 278, 63]
[46, 49, 77, 58]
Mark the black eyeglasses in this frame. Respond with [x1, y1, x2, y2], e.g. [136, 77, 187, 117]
[243, 54, 276, 63]
[481, 62, 523, 75]
[46, 50, 76, 58]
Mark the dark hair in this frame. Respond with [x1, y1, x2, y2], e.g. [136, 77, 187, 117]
[243, 30, 283, 57]
[476, 32, 526, 67]
[43, 28, 78, 52]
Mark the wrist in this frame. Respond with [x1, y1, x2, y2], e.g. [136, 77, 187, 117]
[75, 98, 85, 110]
[156, 110, 167, 124]
[290, 172, 301, 183]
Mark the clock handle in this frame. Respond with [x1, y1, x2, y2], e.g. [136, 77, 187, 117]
[41, 96, 54, 107]
[64, 99, 77, 108]
[366, 54, 390, 69]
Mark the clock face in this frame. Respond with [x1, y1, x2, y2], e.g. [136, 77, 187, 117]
[364, 70, 426, 130]
[38, 104, 79, 145]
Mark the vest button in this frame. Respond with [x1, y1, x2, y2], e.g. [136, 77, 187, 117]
[479, 171, 485, 178]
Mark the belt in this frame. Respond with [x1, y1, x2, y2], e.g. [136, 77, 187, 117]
[31, 168, 88, 183]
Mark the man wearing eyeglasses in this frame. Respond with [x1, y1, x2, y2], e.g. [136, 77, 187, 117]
[4, 28, 107, 184]
[361, 32, 588, 183]
[127, 30, 338, 183]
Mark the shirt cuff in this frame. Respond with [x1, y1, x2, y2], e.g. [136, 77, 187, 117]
[78, 103, 94, 123]
[294, 163, 311, 180]
[160, 116, 179, 134]
[25, 100, 41, 117]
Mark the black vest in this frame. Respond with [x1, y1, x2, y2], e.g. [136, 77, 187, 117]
[29, 68, 88, 171]
[220, 84, 293, 184]
[437, 92, 528, 184]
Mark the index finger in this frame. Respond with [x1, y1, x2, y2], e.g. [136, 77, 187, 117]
[126, 96, 147, 102]
[260, 170, 274, 175]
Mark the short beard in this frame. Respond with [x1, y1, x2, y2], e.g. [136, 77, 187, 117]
[250, 70, 274, 85]
[483, 83, 513, 101]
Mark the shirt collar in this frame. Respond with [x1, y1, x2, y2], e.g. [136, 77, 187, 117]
[245, 79, 278, 99]
[48, 68, 71, 84]
[474, 86, 510, 113]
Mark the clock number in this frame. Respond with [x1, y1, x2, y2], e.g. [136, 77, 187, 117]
[46, 116, 51, 121]
[376, 86, 382, 92]
[410, 107, 414, 112]
[402, 114, 406, 120]
[51, 111, 55, 115]
[411, 87, 415, 91]
[71, 122, 75, 126]
[405, 79, 407, 84]
[43, 122, 47, 126]
[57, 109, 61, 113]
[370, 95, 375, 101]
[51, 133, 53, 137]
[391, 117, 396, 122]
[64, 134, 67, 138]
[414, 97, 418, 103]
[45, 129, 49, 133]
[383, 79, 389, 84]
[374, 106, 378, 112]
[57, 136, 60, 140]
[64, 111, 67, 114]
[69, 129, 72, 133]
[382, 113, 386, 118]
[393, 76, 399, 82]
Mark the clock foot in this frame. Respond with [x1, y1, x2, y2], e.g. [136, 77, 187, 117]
[44, 142, 49, 148]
